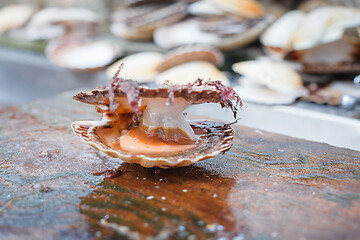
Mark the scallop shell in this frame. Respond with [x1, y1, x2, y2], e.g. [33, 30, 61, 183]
[110, 2, 187, 41]
[156, 45, 224, 72]
[204, 0, 265, 19]
[233, 85, 302, 105]
[188, 0, 225, 17]
[106, 52, 165, 82]
[232, 60, 308, 104]
[71, 76, 241, 168]
[155, 61, 230, 86]
[45, 39, 123, 71]
[285, 37, 360, 73]
[72, 119, 234, 168]
[261, 6, 360, 73]
[260, 10, 306, 59]
[25, 8, 98, 41]
[154, 16, 272, 50]
[232, 60, 305, 93]
[0, 4, 35, 34]
[301, 81, 360, 105]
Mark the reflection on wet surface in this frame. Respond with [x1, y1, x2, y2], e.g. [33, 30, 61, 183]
[0, 95, 360, 239]
[81, 164, 237, 239]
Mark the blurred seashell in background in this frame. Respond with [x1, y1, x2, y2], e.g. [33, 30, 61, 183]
[232, 59, 308, 104]
[0, 4, 36, 34]
[204, 0, 264, 18]
[154, 16, 272, 50]
[156, 44, 224, 72]
[187, 0, 225, 17]
[302, 81, 360, 105]
[25, 8, 98, 41]
[155, 61, 230, 86]
[110, 1, 187, 41]
[123, 0, 173, 8]
[154, 0, 272, 50]
[106, 52, 165, 83]
[45, 38, 123, 71]
[261, 6, 360, 74]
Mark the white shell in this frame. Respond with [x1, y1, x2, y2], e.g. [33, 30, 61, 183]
[0, 4, 35, 33]
[260, 10, 306, 57]
[292, 6, 360, 50]
[233, 85, 302, 105]
[232, 60, 305, 93]
[262, 6, 360, 53]
[25, 8, 98, 40]
[290, 37, 359, 65]
[46, 39, 123, 71]
[155, 61, 230, 86]
[154, 20, 221, 49]
[106, 52, 164, 82]
[188, 1, 224, 16]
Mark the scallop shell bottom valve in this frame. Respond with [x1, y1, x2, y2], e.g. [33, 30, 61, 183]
[71, 69, 242, 168]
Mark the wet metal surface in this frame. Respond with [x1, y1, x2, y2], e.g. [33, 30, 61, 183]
[0, 93, 360, 239]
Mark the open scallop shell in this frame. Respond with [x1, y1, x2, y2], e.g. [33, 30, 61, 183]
[71, 72, 241, 168]
[45, 38, 123, 71]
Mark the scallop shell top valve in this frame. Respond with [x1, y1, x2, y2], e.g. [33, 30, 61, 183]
[71, 66, 242, 168]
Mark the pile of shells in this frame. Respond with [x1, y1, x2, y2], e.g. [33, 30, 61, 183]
[260, 5, 360, 74]
[106, 45, 229, 85]
[110, 0, 188, 41]
[154, 0, 272, 50]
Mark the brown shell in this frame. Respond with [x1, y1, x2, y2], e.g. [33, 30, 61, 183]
[123, 0, 173, 8]
[156, 45, 224, 72]
[74, 86, 233, 109]
[72, 120, 233, 168]
[111, 2, 187, 41]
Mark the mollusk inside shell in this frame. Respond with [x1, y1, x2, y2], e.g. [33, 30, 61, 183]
[72, 65, 242, 168]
